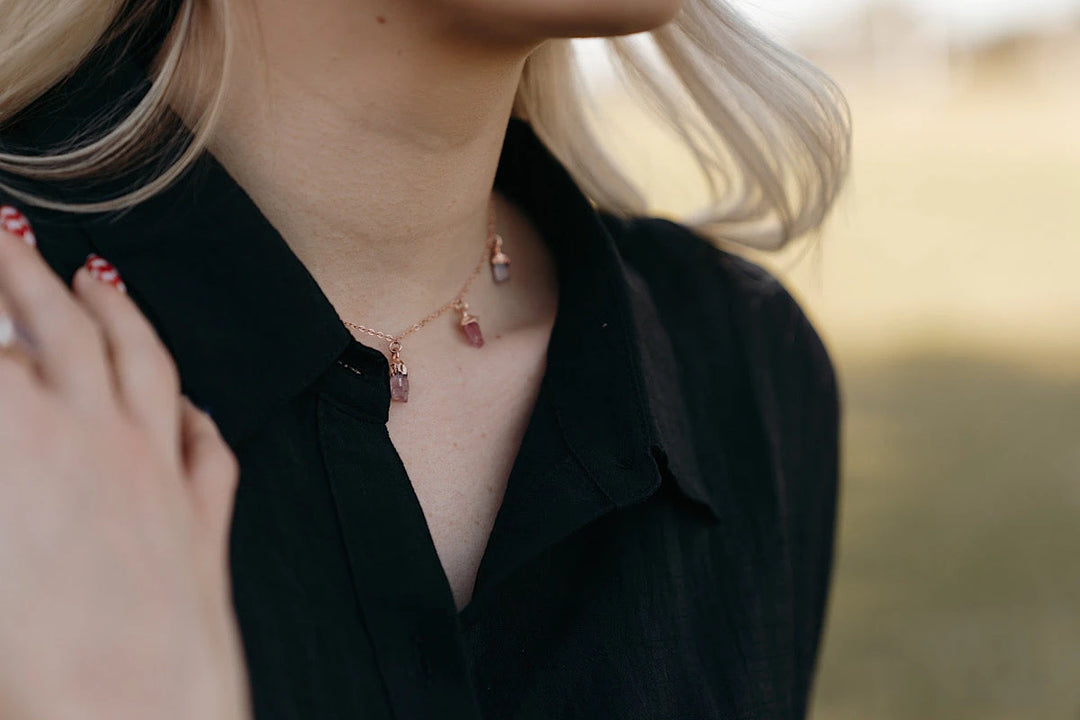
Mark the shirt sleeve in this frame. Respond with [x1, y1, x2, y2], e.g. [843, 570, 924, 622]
[600, 211, 842, 715]
[717, 251, 841, 718]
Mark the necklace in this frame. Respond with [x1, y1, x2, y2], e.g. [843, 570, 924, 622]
[341, 196, 510, 403]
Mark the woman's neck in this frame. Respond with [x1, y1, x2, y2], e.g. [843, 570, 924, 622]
[181, 0, 545, 334]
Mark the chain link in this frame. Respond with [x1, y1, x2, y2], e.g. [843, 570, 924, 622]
[342, 197, 497, 348]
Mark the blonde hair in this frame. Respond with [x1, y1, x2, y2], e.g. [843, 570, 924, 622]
[0, 0, 850, 250]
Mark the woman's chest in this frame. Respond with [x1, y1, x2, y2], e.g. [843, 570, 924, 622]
[225, 395, 800, 720]
[383, 322, 553, 611]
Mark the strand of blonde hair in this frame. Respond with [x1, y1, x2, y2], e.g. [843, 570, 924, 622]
[0, 0, 850, 249]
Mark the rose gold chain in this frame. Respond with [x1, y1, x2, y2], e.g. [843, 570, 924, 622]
[342, 197, 496, 349]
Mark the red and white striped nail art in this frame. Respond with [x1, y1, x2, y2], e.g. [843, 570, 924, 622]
[84, 253, 127, 294]
[0, 205, 37, 247]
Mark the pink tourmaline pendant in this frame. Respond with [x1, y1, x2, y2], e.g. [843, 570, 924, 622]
[461, 315, 484, 348]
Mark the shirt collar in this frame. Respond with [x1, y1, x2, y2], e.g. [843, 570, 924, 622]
[492, 119, 719, 521]
[6, 55, 719, 522]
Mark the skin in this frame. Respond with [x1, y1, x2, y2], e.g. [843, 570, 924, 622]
[196, 0, 681, 609]
[0, 0, 682, 717]
[0, 231, 247, 719]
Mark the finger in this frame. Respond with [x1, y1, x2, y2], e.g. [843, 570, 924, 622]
[71, 258, 182, 466]
[0, 207, 114, 412]
[0, 313, 44, 439]
[0, 296, 51, 461]
[0, 304, 37, 376]
[180, 395, 239, 547]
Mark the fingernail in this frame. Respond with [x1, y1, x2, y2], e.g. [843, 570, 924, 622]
[84, 253, 127, 294]
[0, 205, 37, 247]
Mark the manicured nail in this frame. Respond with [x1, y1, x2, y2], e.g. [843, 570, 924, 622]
[0, 205, 37, 247]
[84, 253, 127, 294]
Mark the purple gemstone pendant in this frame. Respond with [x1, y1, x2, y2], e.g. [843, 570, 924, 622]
[387, 341, 409, 402]
[389, 367, 409, 402]
[490, 234, 510, 284]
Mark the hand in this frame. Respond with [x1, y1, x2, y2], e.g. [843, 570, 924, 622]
[0, 207, 251, 720]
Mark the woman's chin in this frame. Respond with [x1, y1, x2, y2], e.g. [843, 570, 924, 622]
[437, 0, 684, 41]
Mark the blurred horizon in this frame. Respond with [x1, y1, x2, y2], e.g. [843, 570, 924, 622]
[741, 0, 1080, 43]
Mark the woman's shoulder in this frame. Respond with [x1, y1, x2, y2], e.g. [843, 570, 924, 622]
[603, 215, 841, 648]
[601, 212, 838, 406]
[602, 212, 807, 316]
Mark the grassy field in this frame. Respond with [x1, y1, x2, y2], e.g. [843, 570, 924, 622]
[815, 349, 1080, 719]
[596, 46, 1080, 719]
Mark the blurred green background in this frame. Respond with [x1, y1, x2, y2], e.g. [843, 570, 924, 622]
[583, 2, 1080, 717]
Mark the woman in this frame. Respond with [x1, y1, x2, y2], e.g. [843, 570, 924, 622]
[0, 0, 849, 718]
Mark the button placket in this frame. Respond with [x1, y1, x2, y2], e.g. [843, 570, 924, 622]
[315, 393, 484, 719]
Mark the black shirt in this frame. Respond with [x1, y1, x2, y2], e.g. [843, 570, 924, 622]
[1, 48, 840, 720]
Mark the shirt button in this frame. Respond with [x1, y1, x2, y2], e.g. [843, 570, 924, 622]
[314, 348, 392, 422]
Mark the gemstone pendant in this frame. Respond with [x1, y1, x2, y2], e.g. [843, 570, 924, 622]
[389, 361, 409, 402]
[453, 300, 485, 348]
[387, 341, 409, 403]
[460, 312, 484, 348]
[490, 234, 510, 284]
